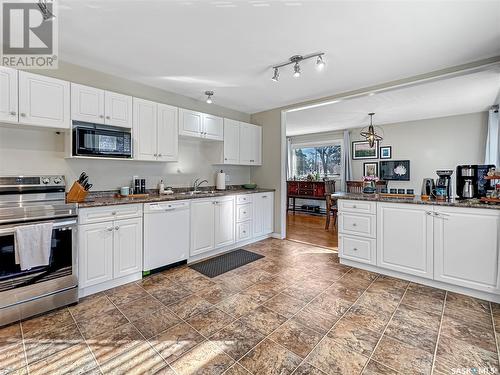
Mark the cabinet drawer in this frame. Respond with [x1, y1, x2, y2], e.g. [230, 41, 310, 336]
[236, 204, 252, 222]
[339, 213, 376, 238]
[237, 222, 252, 242]
[340, 235, 375, 264]
[236, 194, 253, 204]
[79, 204, 143, 224]
[338, 200, 376, 214]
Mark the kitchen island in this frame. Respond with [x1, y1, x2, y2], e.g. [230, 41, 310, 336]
[334, 193, 500, 302]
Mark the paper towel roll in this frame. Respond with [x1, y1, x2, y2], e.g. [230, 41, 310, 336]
[216, 171, 226, 190]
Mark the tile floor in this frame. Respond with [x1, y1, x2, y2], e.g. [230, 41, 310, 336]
[1, 238, 499, 375]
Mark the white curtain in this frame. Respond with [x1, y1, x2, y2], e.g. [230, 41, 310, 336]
[342, 130, 352, 191]
[485, 107, 500, 167]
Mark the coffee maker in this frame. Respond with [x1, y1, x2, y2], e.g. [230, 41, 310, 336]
[435, 170, 453, 201]
[456, 164, 495, 199]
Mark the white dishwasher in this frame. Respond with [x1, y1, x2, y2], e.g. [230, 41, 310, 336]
[143, 201, 190, 273]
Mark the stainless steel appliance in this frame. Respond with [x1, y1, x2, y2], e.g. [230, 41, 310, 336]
[435, 170, 453, 201]
[0, 176, 78, 326]
[462, 179, 475, 199]
[456, 164, 496, 199]
[72, 121, 132, 158]
[421, 178, 435, 196]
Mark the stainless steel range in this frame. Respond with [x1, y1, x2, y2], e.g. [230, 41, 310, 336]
[0, 175, 78, 326]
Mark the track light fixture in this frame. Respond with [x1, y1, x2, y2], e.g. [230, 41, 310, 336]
[271, 52, 325, 81]
[37, 0, 55, 21]
[205, 91, 214, 104]
[271, 68, 280, 82]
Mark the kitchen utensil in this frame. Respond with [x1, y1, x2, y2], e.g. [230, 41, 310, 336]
[78, 172, 88, 184]
[421, 178, 435, 196]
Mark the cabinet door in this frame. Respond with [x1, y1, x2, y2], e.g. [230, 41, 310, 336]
[434, 207, 500, 293]
[214, 197, 235, 248]
[190, 200, 215, 255]
[179, 108, 202, 138]
[157, 103, 179, 161]
[133, 98, 157, 161]
[377, 203, 433, 279]
[78, 222, 114, 288]
[239, 123, 253, 165]
[104, 91, 133, 128]
[0, 67, 18, 123]
[71, 83, 105, 123]
[18, 71, 70, 129]
[254, 192, 274, 237]
[223, 119, 240, 164]
[202, 114, 223, 141]
[113, 217, 143, 279]
[252, 125, 262, 165]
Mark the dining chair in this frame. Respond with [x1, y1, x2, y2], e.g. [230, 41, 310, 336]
[324, 179, 337, 230]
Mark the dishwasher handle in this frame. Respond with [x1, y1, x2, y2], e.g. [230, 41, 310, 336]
[146, 202, 189, 212]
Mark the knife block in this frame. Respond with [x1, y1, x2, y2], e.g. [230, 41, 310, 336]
[67, 181, 88, 203]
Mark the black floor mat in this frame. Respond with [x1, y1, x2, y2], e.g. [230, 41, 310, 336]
[189, 249, 264, 278]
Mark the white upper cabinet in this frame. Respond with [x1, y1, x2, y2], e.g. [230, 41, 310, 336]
[133, 99, 178, 162]
[202, 113, 224, 140]
[179, 108, 223, 141]
[0, 67, 18, 123]
[377, 203, 433, 279]
[104, 91, 132, 128]
[434, 206, 500, 293]
[18, 71, 70, 129]
[157, 104, 178, 161]
[179, 109, 203, 137]
[239, 122, 262, 165]
[223, 119, 240, 164]
[133, 98, 157, 161]
[71, 84, 105, 123]
[71, 84, 132, 128]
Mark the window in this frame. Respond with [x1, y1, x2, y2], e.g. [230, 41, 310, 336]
[290, 144, 342, 179]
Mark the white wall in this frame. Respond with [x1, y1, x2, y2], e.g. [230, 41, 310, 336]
[0, 61, 252, 190]
[350, 112, 488, 194]
[0, 126, 250, 190]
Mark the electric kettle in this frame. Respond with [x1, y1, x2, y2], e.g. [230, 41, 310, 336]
[462, 179, 474, 199]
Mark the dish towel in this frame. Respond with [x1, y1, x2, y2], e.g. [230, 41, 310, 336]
[14, 222, 53, 270]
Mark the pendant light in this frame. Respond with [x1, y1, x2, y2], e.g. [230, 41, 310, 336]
[360, 113, 383, 148]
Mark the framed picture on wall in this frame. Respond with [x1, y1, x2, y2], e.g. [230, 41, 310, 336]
[352, 140, 379, 159]
[380, 146, 392, 159]
[363, 162, 378, 177]
[380, 160, 410, 181]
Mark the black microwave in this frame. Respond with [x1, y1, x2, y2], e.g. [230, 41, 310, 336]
[72, 122, 132, 158]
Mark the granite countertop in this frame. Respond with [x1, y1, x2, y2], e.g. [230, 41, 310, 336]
[332, 192, 500, 210]
[77, 188, 275, 208]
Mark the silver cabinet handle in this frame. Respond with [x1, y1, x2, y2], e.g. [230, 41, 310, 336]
[224, 158, 228, 160]
[112, 211, 117, 215]
[426, 211, 433, 216]
[10, 111, 16, 116]
[107, 227, 114, 231]
[262, 196, 268, 198]
[20, 113, 26, 117]
[353, 247, 358, 251]
[99, 115, 104, 119]
[243, 230, 246, 234]
[250, 159, 255, 162]
[158, 153, 162, 157]
[153, 153, 157, 157]
[243, 211, 247, 214]
[106, 116, 110, 119]
[115, 226, 120, 230]
[353, 205, 357, 208]
[352, 223, 357, 227]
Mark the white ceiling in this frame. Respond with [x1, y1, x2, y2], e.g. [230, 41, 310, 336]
[285, 69, 500, 136]
[58, 1, 500, 114]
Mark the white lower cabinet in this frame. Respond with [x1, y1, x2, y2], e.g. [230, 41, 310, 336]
[377, 203, 434, 279]
[340, 199, 500, 300]
[433, 206, 500, 293]
[253, 192, 274, 237]
[78, 206, 143, 296]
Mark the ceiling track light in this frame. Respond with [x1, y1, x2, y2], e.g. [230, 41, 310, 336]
[205, 90, 214, 104]
[37, 0, 55, 21]
[271, 52, 325, 81]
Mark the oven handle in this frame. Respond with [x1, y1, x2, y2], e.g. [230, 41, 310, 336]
[0, 219, 76, 236]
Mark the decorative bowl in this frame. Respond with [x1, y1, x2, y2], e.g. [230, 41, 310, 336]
[243, 183, 257, 189]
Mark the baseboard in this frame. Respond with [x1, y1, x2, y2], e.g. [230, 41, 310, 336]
[271, 232, 285, 239]
[78, 272, 142, 298]
[341, 258, 500, 303]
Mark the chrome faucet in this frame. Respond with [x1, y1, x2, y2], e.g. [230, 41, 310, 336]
[193, 178, 208, 193]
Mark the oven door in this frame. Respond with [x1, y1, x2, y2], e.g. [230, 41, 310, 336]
[73, 125, 131, 158]
[0, 218, 77, 310]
